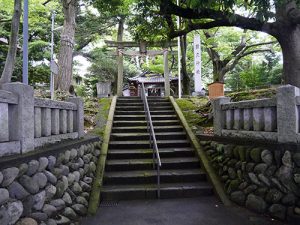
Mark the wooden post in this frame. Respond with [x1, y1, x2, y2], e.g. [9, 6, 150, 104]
[164, 50, 170, 97]
[117, 50, 124, 96]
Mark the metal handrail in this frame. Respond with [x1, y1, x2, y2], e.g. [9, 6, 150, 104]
[140, 83, 162, 198]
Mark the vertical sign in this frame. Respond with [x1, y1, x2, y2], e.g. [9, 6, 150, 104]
[23, 0, 29, 84]
[194, 34, 203, 92]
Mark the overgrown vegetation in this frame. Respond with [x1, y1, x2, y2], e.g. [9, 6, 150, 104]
[84, 97, 112, 137]
[177, 88, 277, 135]
[176, 97, 213, 134]
[226, 88, 277, 102]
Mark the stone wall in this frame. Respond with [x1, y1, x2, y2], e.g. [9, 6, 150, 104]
[0, 140, 101, 225]
[0, 82, 84, 157]
[212, 85, 300, 143]
[200, 141, 300, 221]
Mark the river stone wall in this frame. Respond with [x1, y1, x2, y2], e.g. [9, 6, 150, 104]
[0, 141, 101, 225]
[200, 141, 300, 221]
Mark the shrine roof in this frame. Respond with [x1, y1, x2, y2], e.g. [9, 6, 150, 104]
[128, 71, 178, 83]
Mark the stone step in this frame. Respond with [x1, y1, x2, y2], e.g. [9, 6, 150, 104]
[110, 132, 186, 141]
[113, 115, 146, 121]
[111, 125, 183, 133]
[107, 147, 196, 159]
[113, 120, 181, 127]
[103, 169, 206, 185]
[148, 106, 173, 110]
[109, 139, 190, 149]
[105, 157, 199, 171]
[117, 102, 171, 107]
[114, 110, 176, 115]
[101, 182, 214, 200]
[113, 115, 178, 121]
[117, 98, 169, 103]
[115, 106, 174, 111]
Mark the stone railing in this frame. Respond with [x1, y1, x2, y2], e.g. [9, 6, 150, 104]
[0, 83, 84, 157]
[212, 85, 300, 143]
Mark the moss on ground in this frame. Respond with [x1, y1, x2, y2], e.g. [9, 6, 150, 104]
[92, 98, 112, 137]
[175, 97, 212, 131]
[176, 88, 276, 135]
[226, 88, 276, 102]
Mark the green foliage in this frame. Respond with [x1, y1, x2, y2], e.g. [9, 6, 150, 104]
[225, 53, 282, 91]
[85, 47, 140, 95]
[0, 0, 62, 85]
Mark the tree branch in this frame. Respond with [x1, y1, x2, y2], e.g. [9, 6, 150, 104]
[244, 41, 277, 50]
[160, 0, 275, 38]
[221, 48, 273, 76]
[42, 0, 52, 6]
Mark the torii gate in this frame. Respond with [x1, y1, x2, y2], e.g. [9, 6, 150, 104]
[105, 40, 177, 97]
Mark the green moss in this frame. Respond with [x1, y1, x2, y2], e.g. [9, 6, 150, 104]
[226, 88, 276, 102]
[90, 98, 112, 138]
[175, 97, 211, 129]
[250, 148, 262, 163]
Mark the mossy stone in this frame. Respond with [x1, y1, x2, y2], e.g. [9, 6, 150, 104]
[250, 148, 262, 163]
[216, 144, 224, 153]
[226, 179, 240, 194]
[233, 146, 240, 159]
[224, 145, 235, 158]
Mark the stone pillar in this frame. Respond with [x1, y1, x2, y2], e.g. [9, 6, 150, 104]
[163, 50, 170, 97]
[277, 85, 299, 143]
[211, 97, 231, 136]
[226, 110, 234, 130]
[67, 110, 74, 133]
[253, 108, 264, 131]
[51, 109, 60, 135]
[67, 97, 84, 138]
[2, 83, 34, 153]
[0, 103, 9, 142]
[264, 107, 276, 132]
[243, 109, 253, 130]
[233, 109, 243, 130]
[59, 109, 67, 134]
[34, 107, 42, 138]
[41, 108, 51, 137]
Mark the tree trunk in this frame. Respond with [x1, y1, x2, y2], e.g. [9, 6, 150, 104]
[116, 18, 124, 96]
[55, 0, 77, 91]
[277, 26, 300, 87]
[0, 0, 22, 86]
[180, 35, 190, 95]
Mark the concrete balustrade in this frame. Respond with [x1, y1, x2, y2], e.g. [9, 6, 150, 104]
[0, 83, 84, 157]
[212, 85, 300, 143]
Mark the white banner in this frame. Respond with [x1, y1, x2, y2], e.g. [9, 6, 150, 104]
[194, 35, 203, 92]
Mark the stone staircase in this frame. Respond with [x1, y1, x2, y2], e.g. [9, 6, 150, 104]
[101, 97, 214, 201]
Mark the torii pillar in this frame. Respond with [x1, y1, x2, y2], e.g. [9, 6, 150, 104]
[117, 49, 124, 96]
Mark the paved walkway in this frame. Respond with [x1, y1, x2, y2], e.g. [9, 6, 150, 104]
[81, 196, 289, 225]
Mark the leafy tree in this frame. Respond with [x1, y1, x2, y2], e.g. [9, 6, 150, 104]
[0, 0, 61, 85]
[158, 0, 300, 87]
[203, 28, 277, 82]
[78, 47, 139, 96]
[225, 53, 283, 90]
